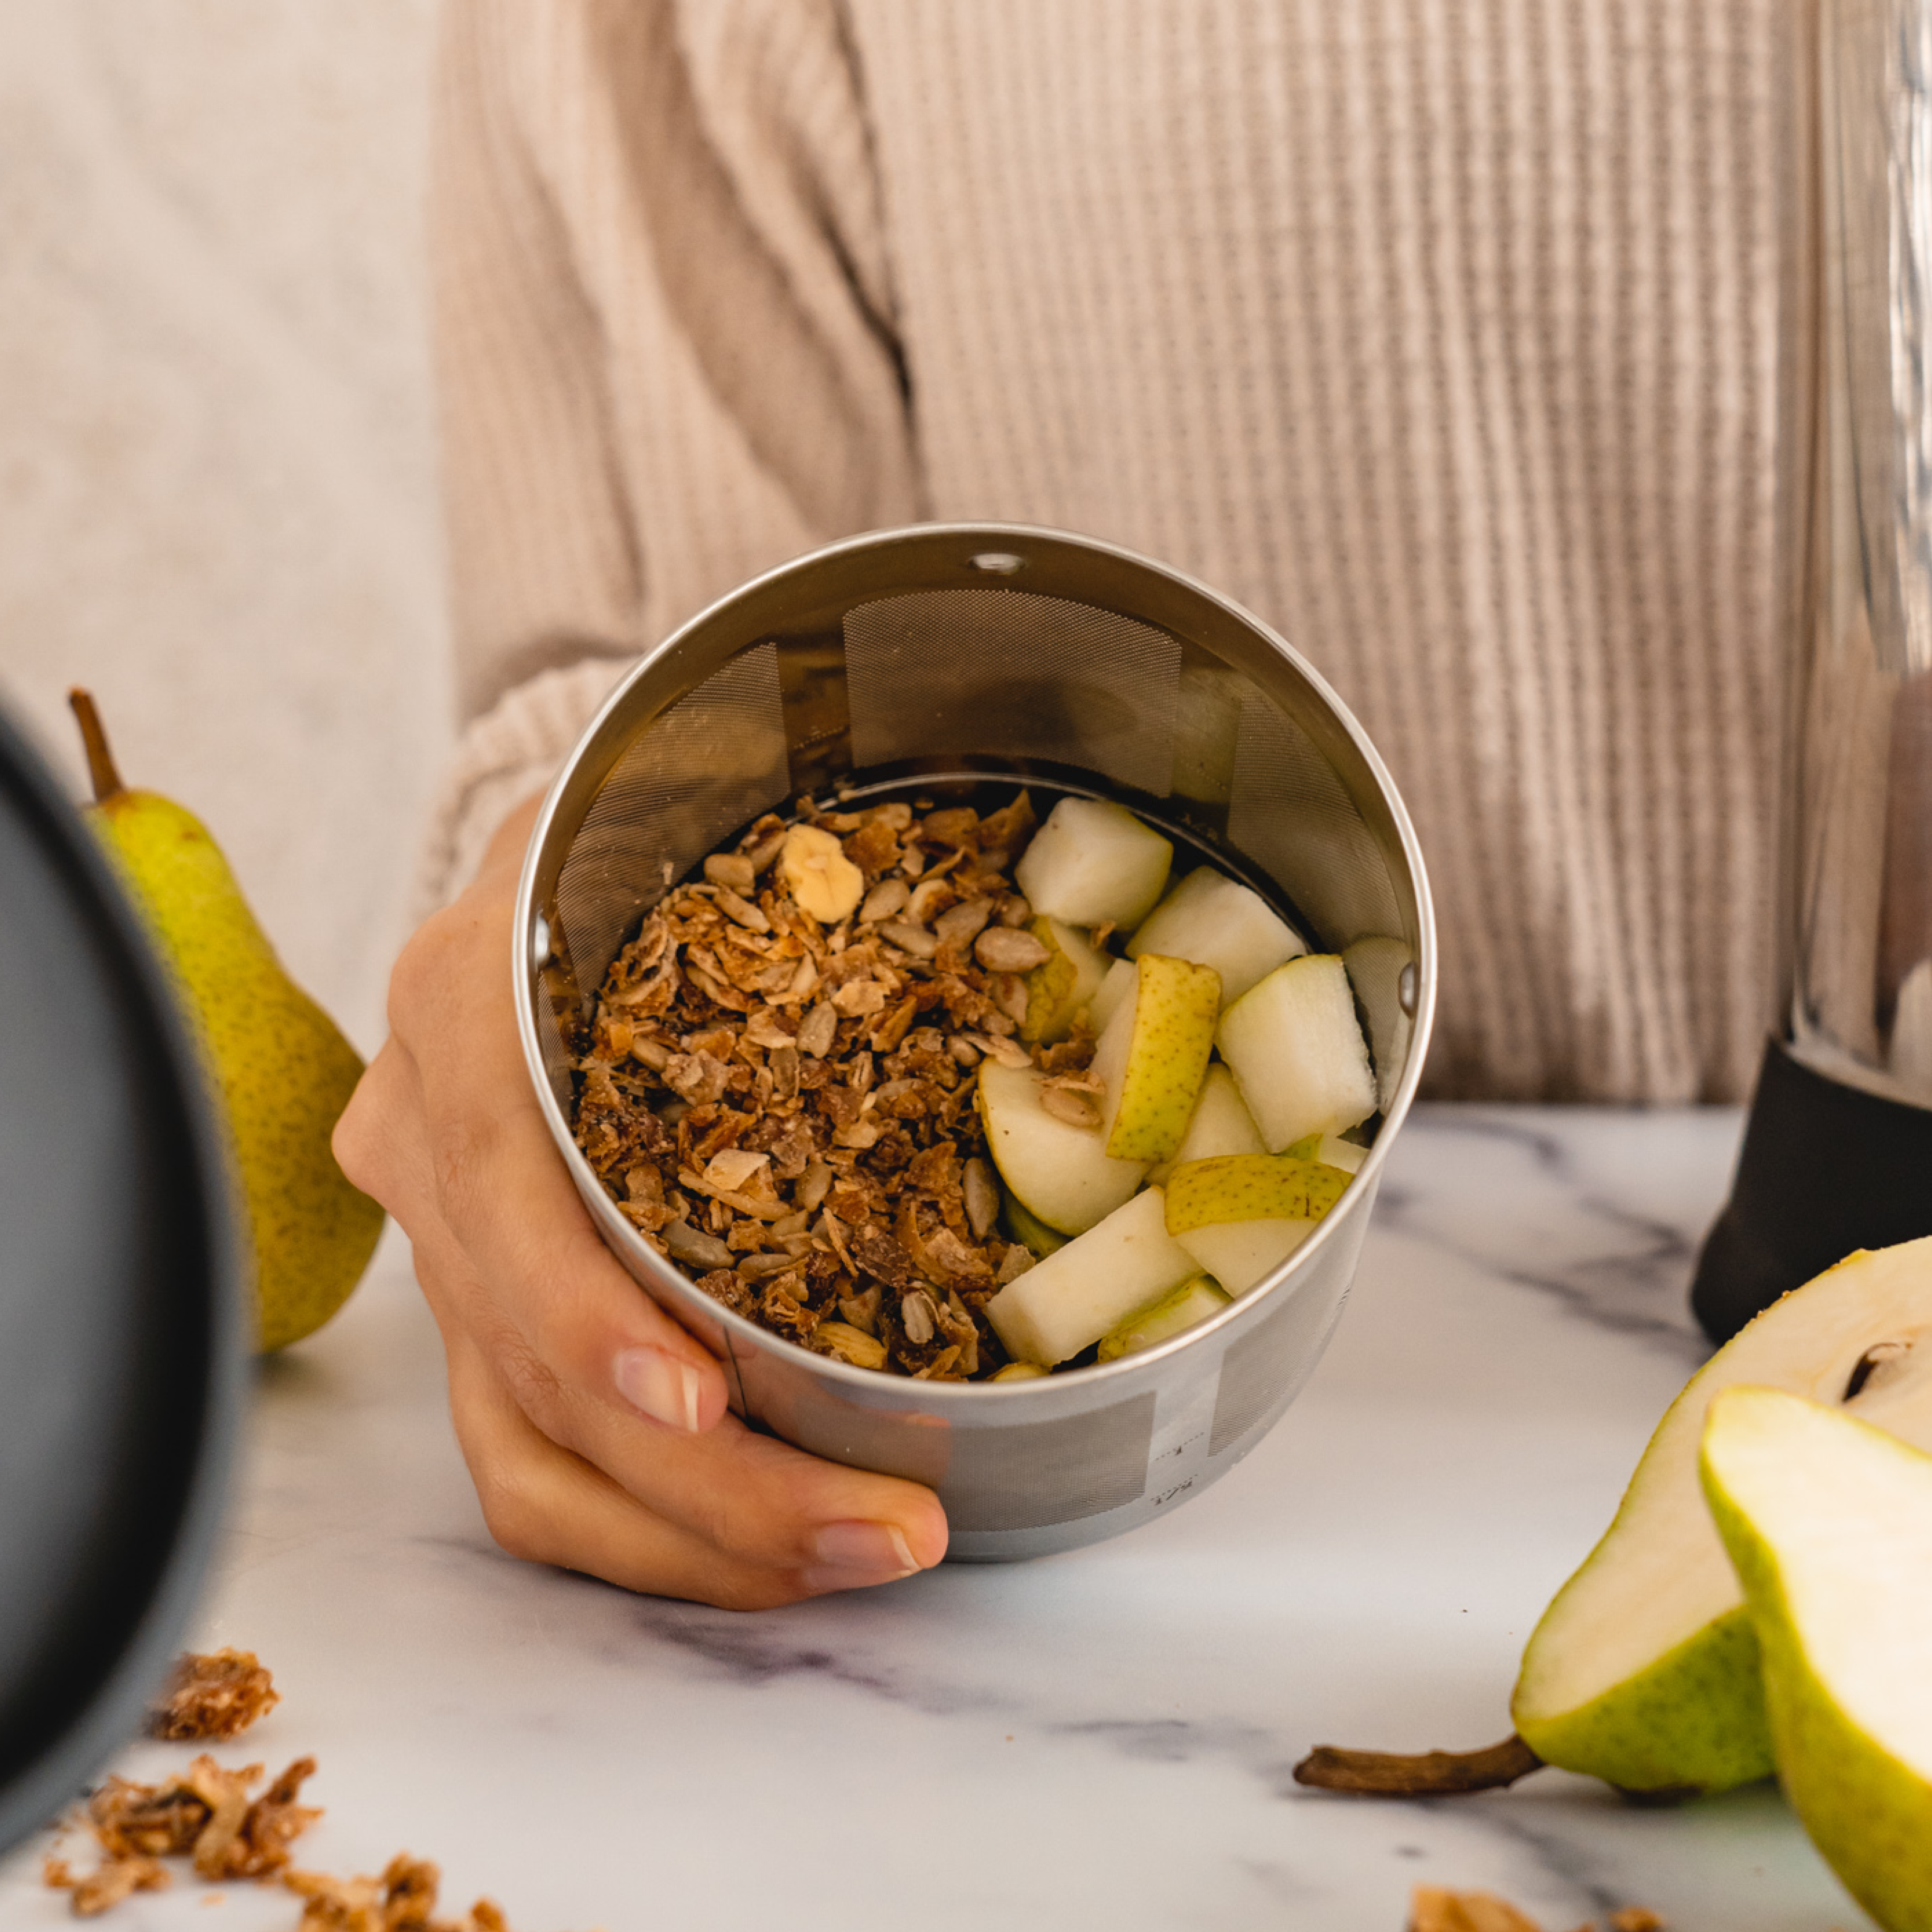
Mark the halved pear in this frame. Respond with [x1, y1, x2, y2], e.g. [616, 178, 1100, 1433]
[1014, 796, 1172, 929]
[1344, 935, 1413, 1113]
[1019, 915, 1113, 1043]
[1295, 1236, 1932, 1803]
[1217, 954, 1378, 1149]
[976, 1059, 1148, 1235]
[1126, 866, 1307, 1006]
[1702, 1386, 1932, 1932]
[1090, 955, 1222, 1163]
[985, 1186, 1199, 1367]
[1511, 1237, 1932, 1795]
[1164, 1151, 1349, 1295]
[1097, 1274, 1232, 1361]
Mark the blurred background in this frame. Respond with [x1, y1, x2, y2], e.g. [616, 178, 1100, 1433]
[0, 0, 447, 1052]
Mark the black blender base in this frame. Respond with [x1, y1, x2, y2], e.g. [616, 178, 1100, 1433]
[1692, 1036, 1932, 1343]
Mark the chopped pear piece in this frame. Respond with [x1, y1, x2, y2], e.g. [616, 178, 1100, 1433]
[1088, 956, 1137, 1033]
[1097, 1275, 1233, 1361]
[1001, 1189, 1069, 1258]
[1127, 866, 1307, 1005]
[1164, 1153, 1350, 1232]
[1283, 1130, 1368, 1174]
[1169, 1065, 1267, 1171]
[1089, 955, 1222, 1163]
[1510, 1236, 1932, 1796]
[976, 1059, 1148, 1235]
[989, 1362, 1050, 1382]
[985, 1187, 1198, 1367]
[1013, 796, 1172, 929]
[1344, 935, 1413, 1113]
[1217, 953, 1377, 1150]
[1019, 915, 1112, 1043]
[1173, 1219, 1314, 1296]
[1702, 1386, 1932, 1931]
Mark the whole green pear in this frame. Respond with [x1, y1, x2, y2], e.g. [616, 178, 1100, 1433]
[71, 690, 383, 1350]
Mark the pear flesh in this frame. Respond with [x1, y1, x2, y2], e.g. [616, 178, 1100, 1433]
[1013, 796, 1173, 929]
[1090, 955, 1222, 1163]
[1511, 1237, 1932, 1795]
[1126, 866, 1307, 1006]
[1342, 935, 1413, 1113]
[71, 692, 383, 1352]
[984, 1186, 1198, 1367]
[1088, 956, 1137, 1034]
[976, 1058, 1147, 1236]
[1020, 915, 1112, 1043]
[1149, 1064, 1266, 1184]
[1097, 1274, 1232, 1361]
[1216, 953, 1378, 1151]
[1000, 1187, 1070, 1259]
[1702, 1386, 1932, 1932]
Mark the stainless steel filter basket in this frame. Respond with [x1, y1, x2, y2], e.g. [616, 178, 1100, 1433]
[515, 524, 1435, 1560]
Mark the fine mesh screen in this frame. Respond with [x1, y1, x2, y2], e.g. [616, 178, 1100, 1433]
[1225, 684, 1404, 949]
[546, 643, 790, 1087]
[843, 587, 1180, 796]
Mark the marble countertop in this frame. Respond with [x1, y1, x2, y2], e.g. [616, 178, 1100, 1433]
[0, 1107, 1876, 1931]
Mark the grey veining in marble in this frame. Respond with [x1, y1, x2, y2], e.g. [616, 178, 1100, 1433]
[0, 1108, 1878, 1930]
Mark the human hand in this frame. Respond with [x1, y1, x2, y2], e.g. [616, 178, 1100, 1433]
[334, 796, 948, 1607]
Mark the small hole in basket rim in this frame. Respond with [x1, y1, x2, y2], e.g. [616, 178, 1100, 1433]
[967, 551, 1025, 576]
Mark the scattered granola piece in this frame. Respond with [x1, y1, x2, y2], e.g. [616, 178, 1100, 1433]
[66, 1854, 170, 1917]
[147, 1650, 280, 1743]
[1409, 1888, 1546, 1932]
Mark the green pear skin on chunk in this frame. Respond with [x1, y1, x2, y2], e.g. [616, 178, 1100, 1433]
[1020, 915, 1112, 1043]
[1164, 1153, 1350, 1233]
[1001, 1188, 1070, 1258]
[1098, 1275, 1232, 1361]
[1090, 954, 1222, 1163]
[1343, 935, 1413, 1113]
[1510, 1237, 1932, 1796]
[985, 1186, 1199, 1367]
[1172, 1218, 1314, 1297]
[1013, 796, 1173, 929]
[1216, 954, 1378, 1150]
[975, 1058, 1148, 1235]
[1283, 1130, 1369, 1174]
[1127, 866, 1307, 1006]
[1702, 1387, 1932, 1932]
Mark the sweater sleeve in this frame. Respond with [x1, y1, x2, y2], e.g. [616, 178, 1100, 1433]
[421, 0, 919, 907]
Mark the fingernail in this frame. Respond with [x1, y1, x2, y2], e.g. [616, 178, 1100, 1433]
[801, 1520, 922, 1591]
[612, 1347, 704, 1432]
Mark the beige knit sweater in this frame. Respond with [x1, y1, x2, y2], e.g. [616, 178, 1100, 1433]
[426, 0, 1792, 1104]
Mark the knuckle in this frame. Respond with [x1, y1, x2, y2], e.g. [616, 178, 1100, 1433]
[473, 1466, 551, 1566]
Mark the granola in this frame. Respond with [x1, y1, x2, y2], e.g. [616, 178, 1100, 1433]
[570, 789, 1086, 1378]
[146, 1647, 279, 1742]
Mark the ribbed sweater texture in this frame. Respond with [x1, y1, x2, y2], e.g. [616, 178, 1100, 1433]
[426, 0, 1791, 1104]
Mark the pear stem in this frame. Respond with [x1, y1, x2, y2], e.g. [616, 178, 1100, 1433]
[68, 688, 126, 804]
[1292, 1733, 1544, 1796]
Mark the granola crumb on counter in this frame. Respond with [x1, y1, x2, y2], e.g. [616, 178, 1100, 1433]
[147, 1649, 280, 1742]
[570, 788, 1094, 1380]
[1408, 1889, 1665, 1932]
